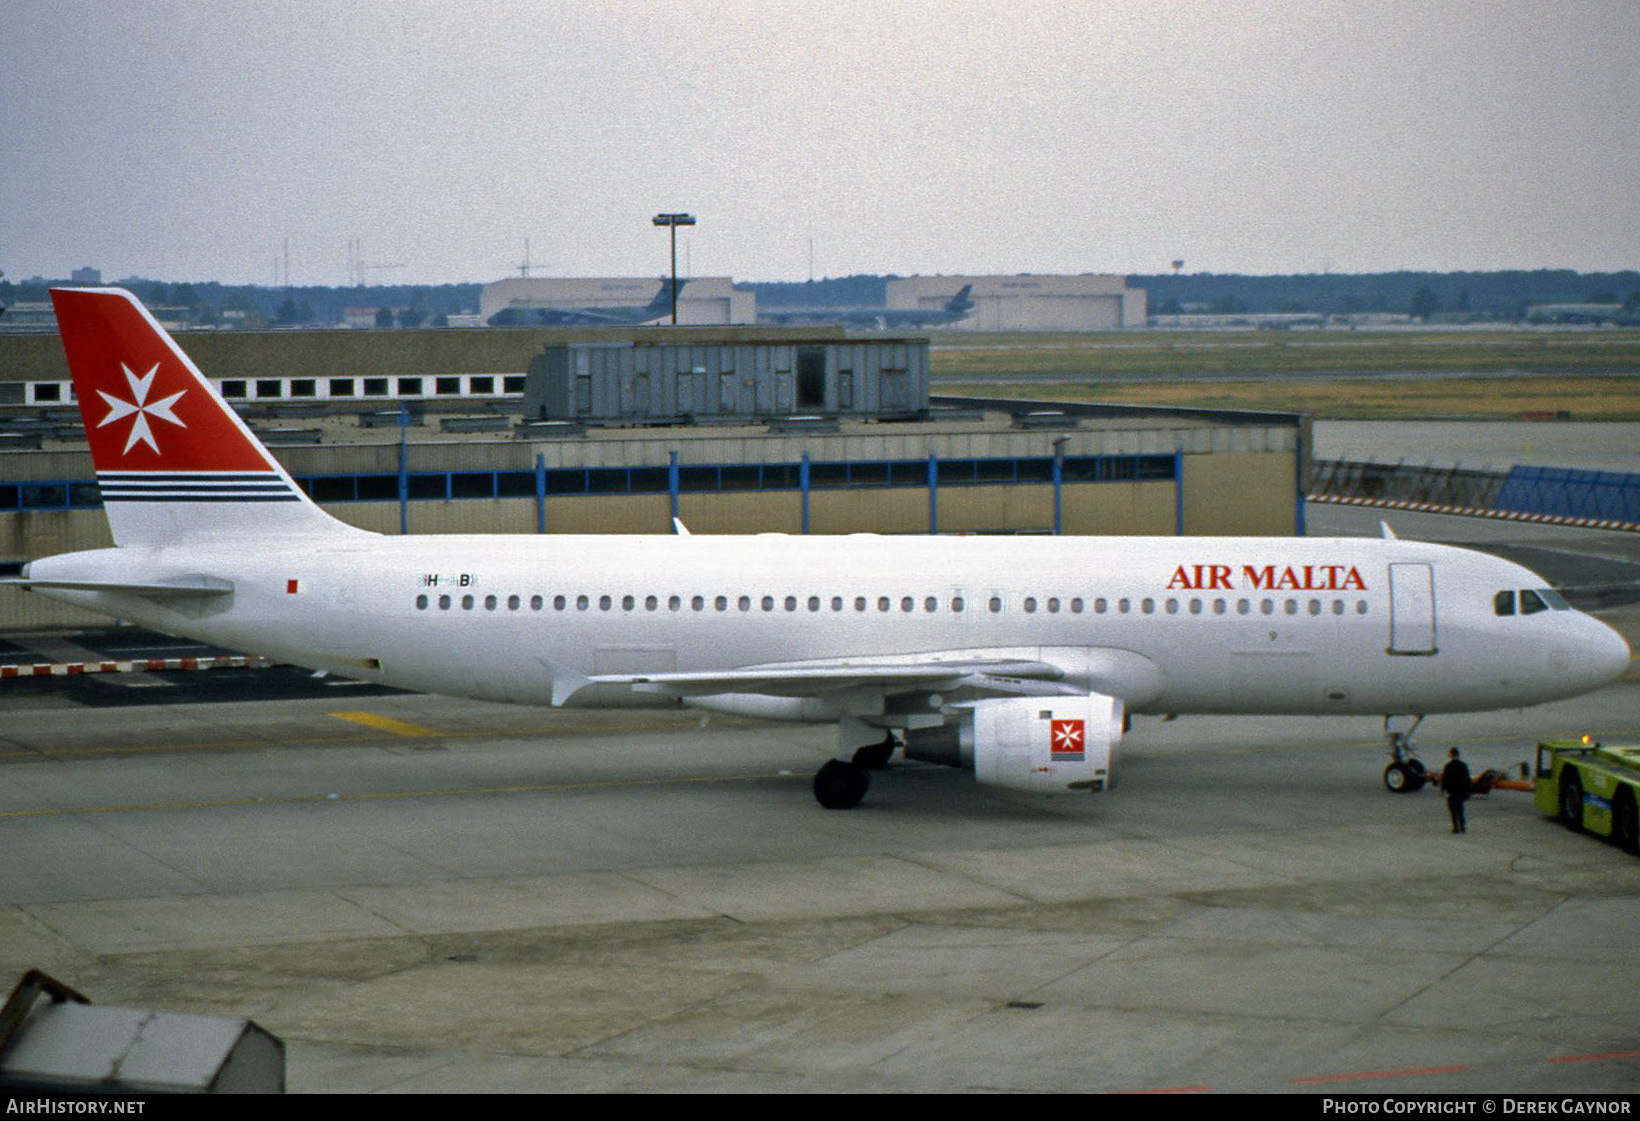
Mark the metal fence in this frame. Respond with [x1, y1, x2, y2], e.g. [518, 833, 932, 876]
[1493, 466, 1640, 524]
[1312, 459, 1640, 529]
[1309, 459, 1507, 510]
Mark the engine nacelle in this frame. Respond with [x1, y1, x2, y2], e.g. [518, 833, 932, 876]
[904, 693, 1122, 794]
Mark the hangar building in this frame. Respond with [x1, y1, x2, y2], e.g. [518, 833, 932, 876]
[888, 274, 1145, 331]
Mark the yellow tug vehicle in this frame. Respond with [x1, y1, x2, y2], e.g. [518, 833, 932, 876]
[1534, 737, 1640, 855]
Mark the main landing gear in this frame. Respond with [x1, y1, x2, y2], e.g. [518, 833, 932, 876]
[1382, 714, 1429, 794]
[813, 730, 899, 809]
[814, 759, 870, 810]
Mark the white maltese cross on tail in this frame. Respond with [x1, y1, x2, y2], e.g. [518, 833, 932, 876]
[97, 362, 187, 455]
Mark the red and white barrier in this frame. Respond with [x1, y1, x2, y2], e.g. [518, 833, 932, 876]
[1308, 494, 1640, 533]
[0, 655, 269, 679]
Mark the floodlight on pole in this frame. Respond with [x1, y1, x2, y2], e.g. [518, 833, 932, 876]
[652, 213, 696, 323]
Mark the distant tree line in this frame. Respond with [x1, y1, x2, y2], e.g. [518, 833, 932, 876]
[0, 276, 483, 328]
[1131, 269, 1640, 320]
[738, 270, 1640, 319]
[8, 270, 1638, 326]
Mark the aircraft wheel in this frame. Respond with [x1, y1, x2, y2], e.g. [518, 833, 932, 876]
[1558, 768, 1585, 833]
[1383, 762, 1419, 794]
[1405, 758, 1428, 791]
[1611, 788, 1639, 855]
[814, 759, 870, 810]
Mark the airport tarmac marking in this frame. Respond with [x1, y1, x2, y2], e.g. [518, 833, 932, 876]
[0, 771, 806, 819]
[329, 711, 442, 737]
[1289, 1064, 1470, 1084]
[1548, 1050, 1640, 1064]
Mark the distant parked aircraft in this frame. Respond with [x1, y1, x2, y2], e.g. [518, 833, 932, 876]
[761, 284, 975, 330]
[487, 278, 686, 327]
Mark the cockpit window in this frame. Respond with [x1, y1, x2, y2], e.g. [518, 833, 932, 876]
[1538, 588, 1571, 610]
[1519, 589, 1548, 615]
[1494, 590, 1515, 616]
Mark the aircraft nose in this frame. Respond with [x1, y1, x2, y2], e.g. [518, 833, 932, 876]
[1587, 617, 1632, 685]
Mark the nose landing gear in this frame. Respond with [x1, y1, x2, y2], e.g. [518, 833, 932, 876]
[1382, 714, 1429, 793]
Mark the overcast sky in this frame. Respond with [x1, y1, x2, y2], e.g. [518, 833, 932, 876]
[4, 0, 1637, 286]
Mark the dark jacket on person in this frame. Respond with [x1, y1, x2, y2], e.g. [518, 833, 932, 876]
[1442, 759, 1473, 800]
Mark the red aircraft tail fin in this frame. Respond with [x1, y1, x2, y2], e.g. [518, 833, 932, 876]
[50, 288, 357, 545]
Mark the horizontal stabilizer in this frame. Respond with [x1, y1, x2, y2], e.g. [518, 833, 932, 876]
[1, 574, 233, 598]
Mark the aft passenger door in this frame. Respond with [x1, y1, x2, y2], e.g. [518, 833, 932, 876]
[1387, 562, 1438, 655]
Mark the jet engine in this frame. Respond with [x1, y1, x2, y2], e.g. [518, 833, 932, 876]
[903, 693, 1123, 794]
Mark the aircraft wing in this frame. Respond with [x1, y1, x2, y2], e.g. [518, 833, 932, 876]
[596, 657, 1068, 699]
[566, 645, 1166, 708]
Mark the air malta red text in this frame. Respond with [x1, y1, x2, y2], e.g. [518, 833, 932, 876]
[1166, 564, 1368, 592]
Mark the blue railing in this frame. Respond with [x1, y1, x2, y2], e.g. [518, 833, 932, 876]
[0, 454, 1179, 511]
[1493, 466, 1640, 524]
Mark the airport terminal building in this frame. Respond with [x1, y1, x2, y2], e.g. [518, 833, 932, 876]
[0, 324, 1304, 629]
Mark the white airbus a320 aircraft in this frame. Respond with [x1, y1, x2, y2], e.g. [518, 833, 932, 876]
[13, 288, 1631, 808]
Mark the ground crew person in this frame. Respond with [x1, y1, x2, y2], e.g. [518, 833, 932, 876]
[1441, 747, 1472, 833]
